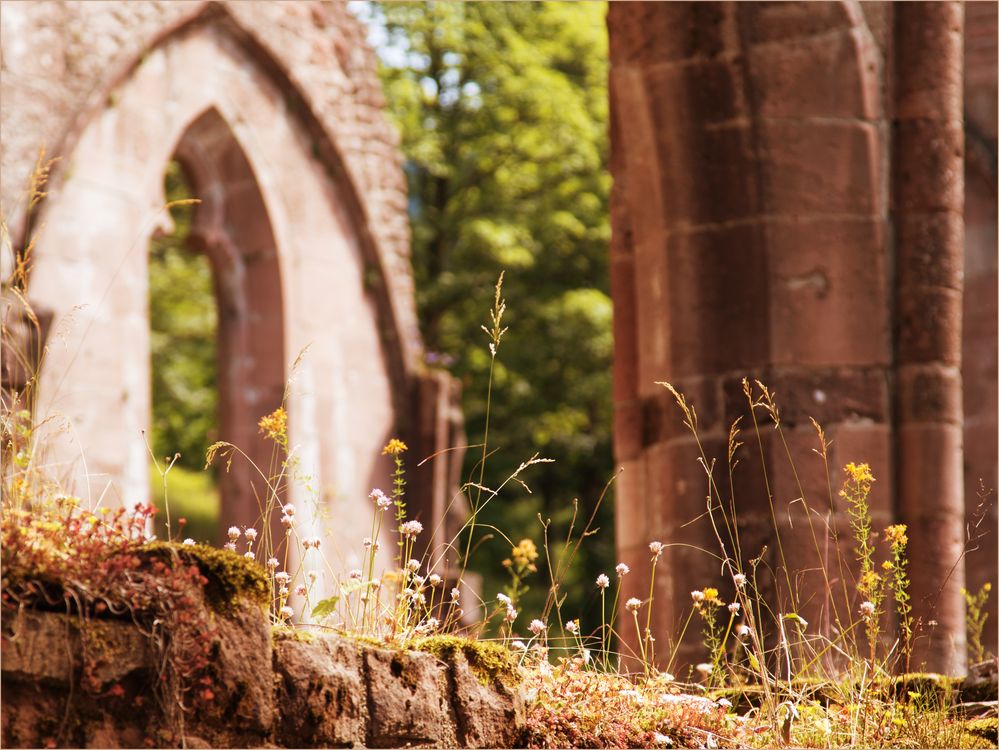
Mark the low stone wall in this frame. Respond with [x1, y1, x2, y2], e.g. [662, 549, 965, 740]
[1, 607, 524, 748]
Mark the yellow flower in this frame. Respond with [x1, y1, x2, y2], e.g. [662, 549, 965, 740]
[845, 462, 875, 485]
[882, 560, 895, 571]
[884, 524, 908, 548]
[258, 407, 288, 444]
[859, 570, 882, 596]
[702, 587, 721, 605]
[382, 438, 408, 455]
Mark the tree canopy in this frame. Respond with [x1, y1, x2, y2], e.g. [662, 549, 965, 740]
[370, 1, 614, 622]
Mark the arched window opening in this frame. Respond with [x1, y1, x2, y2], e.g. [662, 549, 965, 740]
[149, 161, 220, 543]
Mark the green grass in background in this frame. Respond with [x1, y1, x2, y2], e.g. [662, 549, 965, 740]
[149, 463, 220, 544]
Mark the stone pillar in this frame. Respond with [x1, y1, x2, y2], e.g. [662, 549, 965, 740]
[608, 1, 895, 668]
[892, 1, 967, 674]
[961, 0, 998, 659]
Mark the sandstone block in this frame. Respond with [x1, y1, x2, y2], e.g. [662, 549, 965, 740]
[273, 635, 367, 747]
[364, 646, 458, 748]
[447, 651, 524, 749]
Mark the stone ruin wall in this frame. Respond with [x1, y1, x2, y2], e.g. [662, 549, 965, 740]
[1, 594, 524, 748]
[609, 0, 997, 674]
[0, 1, 466, 603]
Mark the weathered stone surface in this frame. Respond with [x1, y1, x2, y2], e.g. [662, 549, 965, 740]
[364, 646, 458, 748]
[199, 601, 275, 741]
[273, 635, 368, 747]
[447, 650, 524, 749]
[1, 607, 527, 748]
[2, 610, 151, 687]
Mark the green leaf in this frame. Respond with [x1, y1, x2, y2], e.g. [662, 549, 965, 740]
[310, 596, 340, 620]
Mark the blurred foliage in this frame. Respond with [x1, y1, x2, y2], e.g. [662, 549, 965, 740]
[149, 463, 220, 544]
[148, 162, 221, 544]
[371, 2, 614, 625]
[148, 162, 218, 473]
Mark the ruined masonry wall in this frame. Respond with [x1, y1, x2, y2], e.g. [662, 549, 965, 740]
[0, 0, 420, 363]
[1, 607, 525, 748]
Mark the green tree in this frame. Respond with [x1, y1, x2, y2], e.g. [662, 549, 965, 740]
[370, 2, 614, 625]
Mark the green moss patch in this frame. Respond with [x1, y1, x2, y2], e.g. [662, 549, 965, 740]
[271, 624, 315, 644]
[412, 634, 520, 687]
[141, 542, 269, 610]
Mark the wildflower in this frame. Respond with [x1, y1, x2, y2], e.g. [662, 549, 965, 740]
[424, 617, 440, 631]
[275, 571, 291, 585]
[717, 697, 732, 708]
[695, 662, 713, 676]
[370, 489, 392, 510]
[625, 597, 642, 613]
[654, 733, 673, 746]
[649, 540, 664, 559]
[267, 558, 279, 570]
[596, 574, 610, 589]
[400, 520, 423, 538]
[428, 574, 442, 586]
[295, 584, 307, 597]
[703, 587, 720, 604]
[382, 438, 408, 455]
[362, 537, 380, 551]
[451, 587, 461, 601]
[280, 515, 293, 528]
[529, 619, 546, 635]
[244, 528, 258, 541]
[244, 551, 255, 560]
[282, 503, 296, 517]
[511, 640, 527, 651]
[224, 542, 237, 552]
[736, 624, 750, 638]
[884, 524, 908, 547]
[412, 575, 425, 587]
[860, 600, 876, 617]
[511, 539, 539, 572]
[279, 586, 289, 597]
[504, 607, 518, 623]
[259, 407, 288, 443]
[728, 602, 741, 614]
[182, 538, 195, 545]
[371, 579, 382, 589]
[616, 562, 630, 577]
[227, 526, 241, 541]
[406, 559, 421, 573]
[566, 619, 579, 634]
[280, 605, 294, 619]
[497, 592, 512, 606]
[305, 536, 321, 550]
[733, 573, 747, 587]
[348, 569, 362, 580]
[691, 590, 705, 603]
